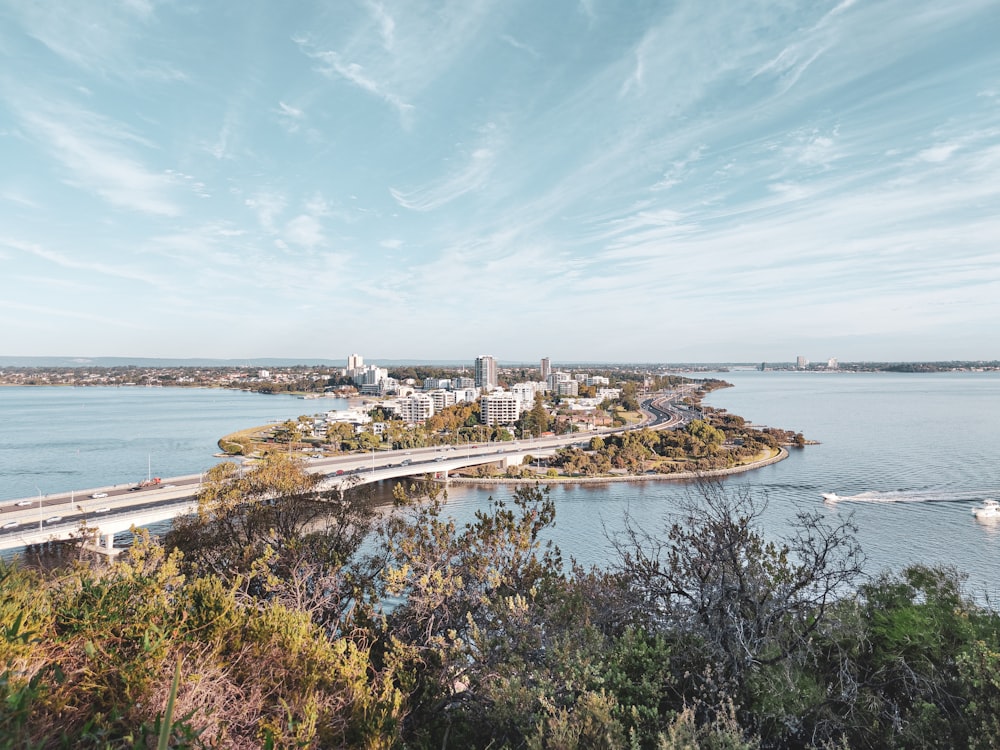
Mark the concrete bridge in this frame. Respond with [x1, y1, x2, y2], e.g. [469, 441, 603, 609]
[0, 444, 559, 555]
[1, 388, 694, 556]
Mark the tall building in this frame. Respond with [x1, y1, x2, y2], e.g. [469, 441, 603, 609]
[475, 355, 497, 390]
[347, 353, 363, 371]
[796, 356, 808, 369]
[540, 357, 551, 381]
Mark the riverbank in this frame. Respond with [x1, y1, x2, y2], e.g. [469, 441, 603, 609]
[440, 447, 788, 485]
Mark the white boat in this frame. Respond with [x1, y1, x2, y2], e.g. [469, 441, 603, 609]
[821, 492, 842, 503]
[972, 499, 1000, 520]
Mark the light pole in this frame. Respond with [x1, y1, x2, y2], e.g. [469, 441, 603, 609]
[36, 487, 42, 531]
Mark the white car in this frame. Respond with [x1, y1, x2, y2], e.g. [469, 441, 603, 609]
[45, 516, 63, 524]
[94, 507, 111, 514]
[91, 492, 109, 499]
[15, 500, 32, 507]
[2, 520, 18, 529]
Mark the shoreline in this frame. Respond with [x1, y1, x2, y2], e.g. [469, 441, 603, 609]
[437, 447, 789, 486]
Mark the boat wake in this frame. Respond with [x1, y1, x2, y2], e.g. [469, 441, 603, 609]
[822, 490, 986, 505]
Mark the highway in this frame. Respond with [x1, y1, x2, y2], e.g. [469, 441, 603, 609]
[0, 388, 695, 551]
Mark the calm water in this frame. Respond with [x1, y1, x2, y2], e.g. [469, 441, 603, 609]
[2, 375, 998, 599]
[436, 372, 1000, 600]
[0, 387, 343, 501]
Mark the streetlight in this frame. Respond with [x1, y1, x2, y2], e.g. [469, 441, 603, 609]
[35, 487, 42, 531]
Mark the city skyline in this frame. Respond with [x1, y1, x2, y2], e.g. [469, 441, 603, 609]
[2, 2, 998, 362]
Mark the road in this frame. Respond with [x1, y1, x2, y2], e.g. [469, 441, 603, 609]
[1, 387, 696, 544]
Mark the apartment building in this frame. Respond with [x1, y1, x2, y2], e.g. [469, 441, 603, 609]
[397, 393, 435, 424]
[475, 355, 498, 391]
[481, 391, 522, 425]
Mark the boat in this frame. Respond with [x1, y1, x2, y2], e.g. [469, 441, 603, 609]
[821, 492, 842, 503]
[971, 499, 1000, 520]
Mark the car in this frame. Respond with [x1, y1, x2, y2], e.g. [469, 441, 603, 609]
[45, 516, 63, 524]
[163, 484, 176, 488]
[94, 507, 111, 514]
[2, 520, 19, 529]
[15, 500, 32, 507]
[435, 456, 445, 462]
[335, 469, 345, 475]
[91, 492, 109, 499]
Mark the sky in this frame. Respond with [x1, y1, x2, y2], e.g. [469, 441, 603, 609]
[1, 0, 998, 364]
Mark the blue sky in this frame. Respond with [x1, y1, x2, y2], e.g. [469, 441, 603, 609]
[1, 0, 998, 363]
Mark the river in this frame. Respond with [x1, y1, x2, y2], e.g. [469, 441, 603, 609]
[435, 371, 1000, 600]
[2, 374, 997, 599]
[0, 386, 343, 500]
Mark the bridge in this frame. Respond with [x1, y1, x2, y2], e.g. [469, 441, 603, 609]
[0, 389, 695, 556]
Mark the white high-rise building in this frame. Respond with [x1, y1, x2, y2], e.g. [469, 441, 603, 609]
[347, 353, 364, 371]
[511, 382, 545, 407]
[454, 388, 479, 404]
[547, 371, 570, 391]
[398, 393, 435, 423]
[427, 389, 457, 411]
[475, 355, 497, 390]
[540, 357, 551, 381]
[797, 356, 809, 369]
[556, 380, 579, 397]
[481, 391, 522, 425]
[422, 377, 452, 391]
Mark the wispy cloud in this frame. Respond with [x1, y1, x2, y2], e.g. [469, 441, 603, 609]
[6, 1, 184, 81]
[365, 0, 396, 50]
[390, 124, 501, 211]
[390, 148, 494, 211]
[295, 38, 413, 121]
[1, 237, 165, 286]
[244, 191, 287, 232]
[284, 214, 325, 250]
[9, 98, 180, 216]
[501, 34, 540, 59]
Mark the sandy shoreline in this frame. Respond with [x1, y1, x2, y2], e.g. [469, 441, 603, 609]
[437, 447, 789, 486]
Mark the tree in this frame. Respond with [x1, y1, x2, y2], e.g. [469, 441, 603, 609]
[376, 484, 562, 741]
[686, 419, 725, 455]
[518, 393, 551, 437]
[611, 480, 864, 736]
[618, 382, 640, 412]
[166, 452, 380, 633]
